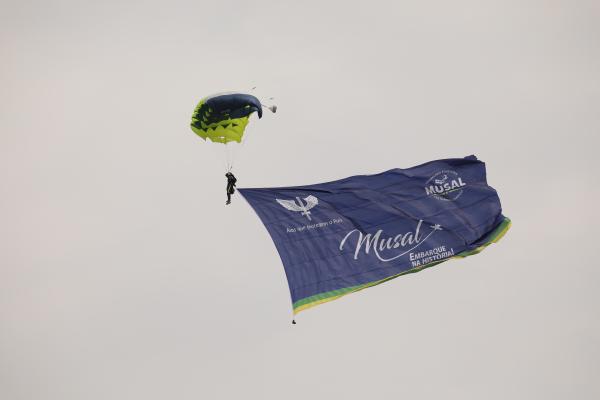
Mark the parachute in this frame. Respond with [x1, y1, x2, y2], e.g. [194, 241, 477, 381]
[191, 93, 263, 143]
[190, 92, 275, 171]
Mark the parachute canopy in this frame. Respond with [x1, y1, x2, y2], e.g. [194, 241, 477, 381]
[190, 93, 263, 144]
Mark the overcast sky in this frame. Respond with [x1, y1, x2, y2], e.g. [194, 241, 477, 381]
[1, 1, 599, 399]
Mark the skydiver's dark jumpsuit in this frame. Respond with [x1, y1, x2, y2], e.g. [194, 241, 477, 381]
[225, 172, 237, 205]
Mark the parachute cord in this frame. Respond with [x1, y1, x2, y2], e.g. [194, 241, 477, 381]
[227, 146, 232, 172]
[224, 141, 233, 172]
[234, 118, 252, 170]
[224, 143, 229, 172]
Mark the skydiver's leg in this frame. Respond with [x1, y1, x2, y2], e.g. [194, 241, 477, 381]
[226, 192, 231, 205]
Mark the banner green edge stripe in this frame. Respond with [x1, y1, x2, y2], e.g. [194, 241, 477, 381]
[292, 217, 512, 313]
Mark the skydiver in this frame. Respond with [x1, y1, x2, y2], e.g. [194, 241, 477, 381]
[225, 172, 237, 205]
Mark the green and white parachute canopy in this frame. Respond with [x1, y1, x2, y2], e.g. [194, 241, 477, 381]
[190, 92, 275, 144]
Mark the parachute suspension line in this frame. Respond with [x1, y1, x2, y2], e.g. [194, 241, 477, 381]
[223, 142, 228, 172]
[224, 141, 233, 172]
[190, 92, 274, 174]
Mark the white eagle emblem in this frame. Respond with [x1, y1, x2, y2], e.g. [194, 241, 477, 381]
[276, 195, 319, 220]
[434, 174, 448, 185]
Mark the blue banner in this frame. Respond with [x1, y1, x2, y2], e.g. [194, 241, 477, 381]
[239, 156, 510, 314]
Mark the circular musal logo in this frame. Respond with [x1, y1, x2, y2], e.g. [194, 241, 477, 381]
[425, 170, 466, 201]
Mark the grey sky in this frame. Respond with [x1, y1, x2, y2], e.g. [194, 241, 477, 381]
[1, 1, 599, 399]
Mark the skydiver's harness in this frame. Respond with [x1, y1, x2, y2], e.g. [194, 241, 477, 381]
[227, 175, 237, 194]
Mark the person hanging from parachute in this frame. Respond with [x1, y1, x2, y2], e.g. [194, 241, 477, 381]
[225, 171, 237, 205]
[190, 92, 276, 204]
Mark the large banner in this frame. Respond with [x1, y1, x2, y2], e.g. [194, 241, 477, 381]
[239, 156, 511, 315]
